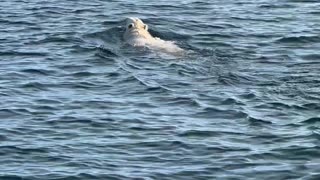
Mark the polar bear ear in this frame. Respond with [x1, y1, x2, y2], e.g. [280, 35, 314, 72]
[144, 24, 148, 31]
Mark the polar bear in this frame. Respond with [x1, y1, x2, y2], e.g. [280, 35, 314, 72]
[123, 17, 184, 55]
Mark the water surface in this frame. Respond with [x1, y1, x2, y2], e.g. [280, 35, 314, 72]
[1, 0, 320, 179]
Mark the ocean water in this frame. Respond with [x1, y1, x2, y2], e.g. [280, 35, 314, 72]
[1, 0, 320, 179]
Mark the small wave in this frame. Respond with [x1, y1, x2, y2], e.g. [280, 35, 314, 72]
[217, 72, 253, 86]
[148, 29, 191, 41]
[178, 130, 219, 137]
[276, 35, 320, 43]
[247, 116, 273, 126]
[197, 107, 248, 119]
[286, 0, 319, 2]
[96, 46, 119, 57]
[0, 145, 48, 154]
[0, 19, 36, 26]
[152, 96, 200, 107]
[309, 11, 320, 15]
[0, 175, 32, 180]
[301, 103, 320, 110]
[0, 108, 31, 118]
[0, 173, 130, 180]
[221, 98, 244, 106]
[300, 54, 320, 61]
[21, 69, 54, 76]
[300, 117, 320, 124]
[84, 27, 124, 45]
[258, 4, 296, 9]
[33, 105, 59, 111]
[20, 82, 49, 91]
[27, 36, 77, 45]
[0, 51, 47, 57]
[67, 71, 96, 77]
[46, 117, 93, 125]
[129, 125, 176, 132]
[130, 140, 190, 150]
[35, 99, 62, 104]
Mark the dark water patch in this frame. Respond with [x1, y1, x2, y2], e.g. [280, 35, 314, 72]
[70, 81, 110, 89]
[273, 146, 320, 160]
[0, 109, 29, 118]
[148, 29, 191, 41]
[0, 19, 36, 26]
[286, 0, 320, 2]
[95, 47, 119, 57]
[149, 93, 198, 106]
[300, 53, 320, 61]
[0, 175, 29, 180]
[35, 99, 63, 105]
[301, 103, 320, 110]
[55, 64, 91, 72]
[195, 33, 233, 39]
[129, 125, 176, 132]
[72, 8, 100, 14]
[0, 134, 7, 141]
[66, 71, 96, 77]
[267, 102, 293, 110]
[46, 117, 93, 125]
[21, 69, 55, 76]
[276, 35, 320, 44]
[258, 4, 296, 9]
[197, 107, 248, 119]
[300, 117, 320, 124]
[163, 96, 200, 107]
[187, 1, 214, 6]
[311, 131, 320, 140]
[178, 130, 220, 138]
[84, 27, 123, 44]
[309, 11, 320, 15]
[231, 16, 280, 23]
[221, 97, 245, 106]
[0, 145, 48, 155]
[32, 105, 59, 111]
[217, 72, 253, 86]
[101, 20, 124, 26]
[128, 140, 190, 151]
[20, 82, 49, 91]
[286, 61, 320, 68]
[1, 173, 129, 180]
[238, 92, 256, 99]
[142, 4, 187, 12]
[0, 51, 48, 57]
[0, 72, 26, 80]
[247, 116, 273, 126]
[69, 100, 114, 109]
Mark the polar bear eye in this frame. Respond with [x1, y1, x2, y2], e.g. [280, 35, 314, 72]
[128, 23, 134, 29]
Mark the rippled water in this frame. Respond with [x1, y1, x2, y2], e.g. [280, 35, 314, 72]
[1, 0, 320, 179]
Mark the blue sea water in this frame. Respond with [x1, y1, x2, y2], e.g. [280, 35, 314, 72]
[1, 0, 320, 179]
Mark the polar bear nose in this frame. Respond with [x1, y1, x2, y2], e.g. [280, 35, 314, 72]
[128, 23, 134, 29]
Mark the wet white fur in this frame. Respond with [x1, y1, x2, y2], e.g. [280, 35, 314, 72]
[123, 17, 184, 55]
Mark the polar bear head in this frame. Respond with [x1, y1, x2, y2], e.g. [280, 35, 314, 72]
[123, 17, 153, 41]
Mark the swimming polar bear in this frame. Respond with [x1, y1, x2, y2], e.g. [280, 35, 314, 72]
[123, 17, 184, 55]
